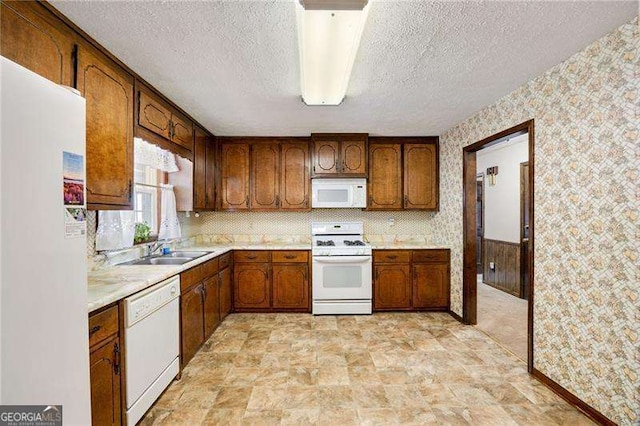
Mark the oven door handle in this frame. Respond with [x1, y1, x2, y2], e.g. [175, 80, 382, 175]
[313, 256, 371, 264]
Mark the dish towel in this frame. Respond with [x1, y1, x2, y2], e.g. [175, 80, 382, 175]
[95, 211, 136, 251]
[158, 184, 181, 240]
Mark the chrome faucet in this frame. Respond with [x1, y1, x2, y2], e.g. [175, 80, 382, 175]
[147, 240, 165, 256]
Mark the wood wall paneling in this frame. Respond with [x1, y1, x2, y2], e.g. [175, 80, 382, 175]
[482, 238, 522, 298]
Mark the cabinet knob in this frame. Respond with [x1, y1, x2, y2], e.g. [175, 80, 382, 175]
[285, 255, 295, 259]
[387, 255, 398, 260]
[89, 325, 101, 336]
[247, 255, 258, 260]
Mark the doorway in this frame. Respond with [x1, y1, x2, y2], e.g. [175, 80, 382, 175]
[462, 120, 534, 371]
[476, 173, 484, 274]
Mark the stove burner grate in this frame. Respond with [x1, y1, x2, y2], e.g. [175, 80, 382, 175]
[316, 240, 335, 246]
[344, 240, 365, 246]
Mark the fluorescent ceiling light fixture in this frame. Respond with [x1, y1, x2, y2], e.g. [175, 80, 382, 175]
[296, 0, 370, 106]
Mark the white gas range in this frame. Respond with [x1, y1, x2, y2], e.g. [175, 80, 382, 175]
[311, 222, 372, 315]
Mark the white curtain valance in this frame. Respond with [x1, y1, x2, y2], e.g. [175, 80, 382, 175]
[134, 137, 179, 172]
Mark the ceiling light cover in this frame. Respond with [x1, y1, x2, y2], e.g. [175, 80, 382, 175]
[296, 1, 370, 105]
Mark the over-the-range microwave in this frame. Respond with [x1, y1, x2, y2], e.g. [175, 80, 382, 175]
[311, 178, 367, 209]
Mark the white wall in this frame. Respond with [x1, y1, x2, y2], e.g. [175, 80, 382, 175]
[476, 134, 528, 243]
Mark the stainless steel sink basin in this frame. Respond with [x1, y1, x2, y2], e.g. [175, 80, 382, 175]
[167, 251, 210, 258]
[120, 250, 212, 266]
[128, 257, 193, 265]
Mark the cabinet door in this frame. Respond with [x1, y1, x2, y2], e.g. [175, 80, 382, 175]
[170, 111, 194, 151]
[412, 263, 449, 309]
[233, 263, 270, 310]
[193, 127, 207, 210]
[1, 1, 75, 86]
[181, 284, 204, 366]
[312, 139, 339, 175]
[280, 141, 310, 210]
[137, 88, 172, 140]
[341, 139, 367, 175]
[219, 267, 232, 319]
[404, 143, 438, 210]
[368, 144, 402, 210]
[205, 137, 217, 209]
[272, 264, 309, 310]
[220, 143, 250, 210]
[203, 275, 220, 338]
[90, 338, 121, 426]
[250, 142, 279, 210]
[374, 264, 411, 310]
[77, 44, 134, 209]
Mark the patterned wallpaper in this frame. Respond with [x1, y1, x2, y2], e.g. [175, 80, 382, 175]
[434, 18, 639, 424]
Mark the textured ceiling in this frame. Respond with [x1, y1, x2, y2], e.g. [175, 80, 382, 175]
[51, 1, 637, 136]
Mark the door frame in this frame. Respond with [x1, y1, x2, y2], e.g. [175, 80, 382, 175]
[462, 119, 535, 371]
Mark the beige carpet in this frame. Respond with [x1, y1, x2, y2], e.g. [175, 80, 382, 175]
[476, 275, 528, 361]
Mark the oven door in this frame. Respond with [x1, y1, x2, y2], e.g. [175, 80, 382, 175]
[312, 255, 372, 300]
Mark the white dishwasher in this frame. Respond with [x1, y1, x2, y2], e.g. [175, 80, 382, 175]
[124, 276, 180, 425]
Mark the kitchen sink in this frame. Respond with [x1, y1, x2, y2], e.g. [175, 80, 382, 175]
[167, 251, 211, 258]
[120, 250, 212, 266]
[129, 257, 194, 265]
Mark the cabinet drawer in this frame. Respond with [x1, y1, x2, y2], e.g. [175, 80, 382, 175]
[181, 266, 203, 292]
[201, 258, 219, 278]
[234, 251, 270, 263]
[412, 250, 449, 263]
[272, 251, 309, 263]
[218, 252, 232, 270]
[88, 305, 119, 348]
[373, 250, 411, 263]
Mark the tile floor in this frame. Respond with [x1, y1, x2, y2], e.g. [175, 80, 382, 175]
[476, 276, 528, 361]
[141, 312, 593, 425]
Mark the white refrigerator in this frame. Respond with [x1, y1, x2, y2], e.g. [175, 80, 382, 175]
[0, 57, 91, 424]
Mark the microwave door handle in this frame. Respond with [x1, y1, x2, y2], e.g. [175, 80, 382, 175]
[313, 256, 371, 264]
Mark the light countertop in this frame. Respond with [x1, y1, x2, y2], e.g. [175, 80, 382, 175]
[88, 241, 449, 313]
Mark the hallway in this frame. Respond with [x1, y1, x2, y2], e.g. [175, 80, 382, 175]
[476, 275, 528, 361]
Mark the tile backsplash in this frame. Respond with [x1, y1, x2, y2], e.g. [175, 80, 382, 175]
[184, 209, 437, 239]
[86, 209, 438, 258]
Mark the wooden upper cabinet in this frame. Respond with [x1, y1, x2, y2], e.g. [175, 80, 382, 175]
[311, 133, 367, 177]
[368, 143, 402, 210]
[1, 1, 75, 86]
[220, 142, 250, 210]
[76, 43, 134, 210]
[280, 140, 310, 210]
[136, 83, 194, 155]
[170, 110, 194, 151]
[312, 139, 340, 175]
[193, 126, 216, 211]
[138, 88, 171, 140]
[404, 143, 438, 210]
[193, 127, 207, 210]
[341, 139, 367, 175]
[251, 142, 280, 210]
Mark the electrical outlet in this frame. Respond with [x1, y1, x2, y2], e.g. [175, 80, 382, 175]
[387, 217, 395, 226]
[489, 262, 495, 270]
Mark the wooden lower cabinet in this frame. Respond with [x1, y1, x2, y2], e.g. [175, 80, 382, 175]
[374, 264, 411, 310]
[203, 275, 221, 336]
[234, 263, 270, 310]
[180, 283, 204, 366]
[88, 305, 122, 426]
[219, 266, 232, 320]
[272, 264, 309, 310]
[233, 250, 311, 312]
[90, 337, 121, 426]
[373, 250, 450, 311]
[412, 263, 449, 309]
